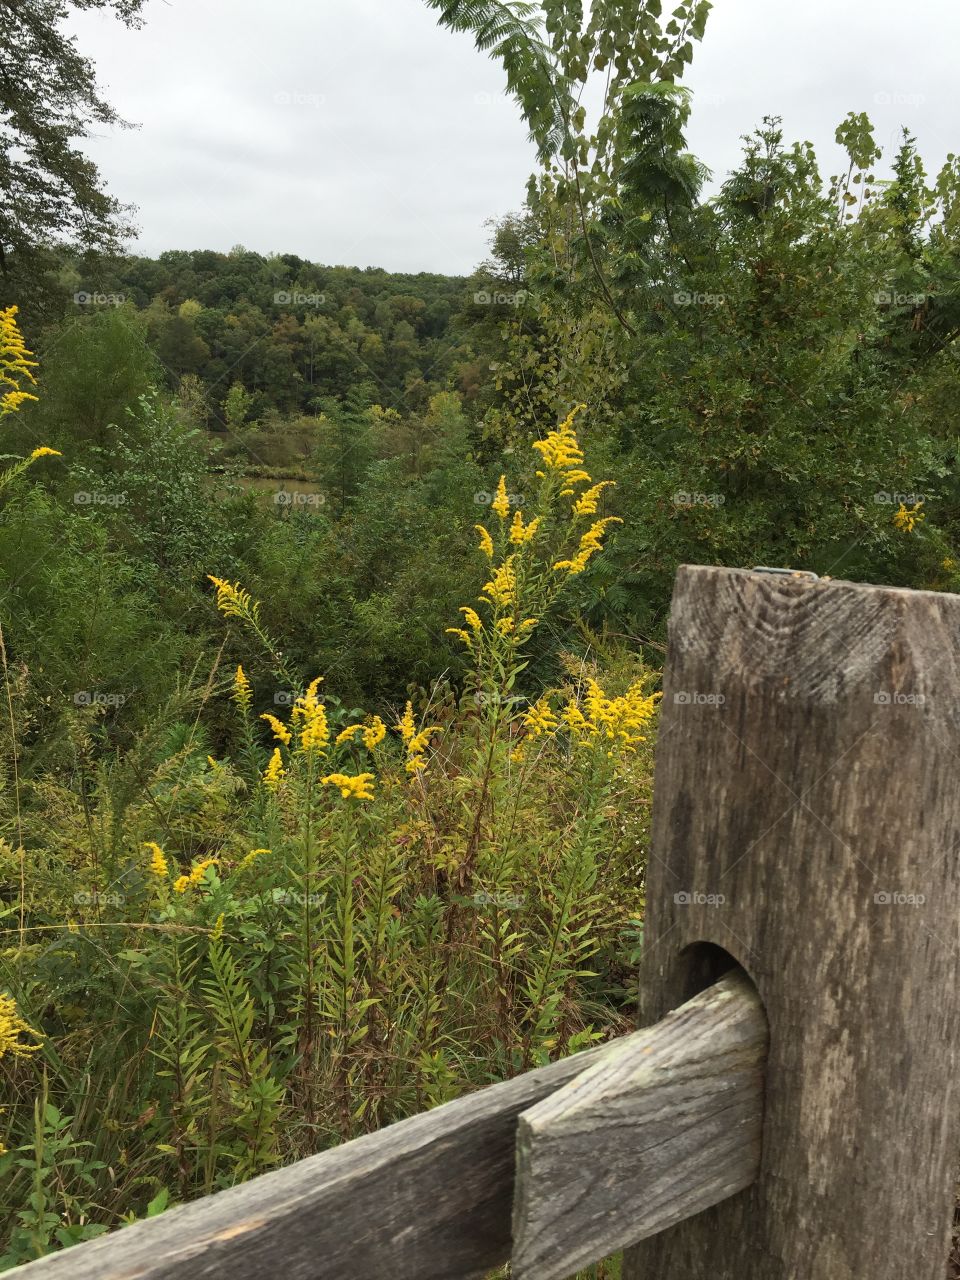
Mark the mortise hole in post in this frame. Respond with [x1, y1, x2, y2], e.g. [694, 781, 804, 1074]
[673, 941, 752, 1003]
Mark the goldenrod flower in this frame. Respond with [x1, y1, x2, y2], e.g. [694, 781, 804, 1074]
[261, 712, 292, 745]
[239, 847, 271, 870]
[321, 772, 375, 801]
[446, 627, 474, 649]
[461, 607, 483, 633]
[396, 701, 416, 743]
[509, 512, 541, 545]
[525, 696, 559, 738]
[29, 446, 60, 460]
[893, 501, 924, 533]
[362, 716, 386, 749]
[174, 857, 220, 890]
[336, 724, 362, 746]
[0, 992, 41, 1061]
[207, 576, 261, 625]
[482, 556, 516, 608]
[475, 525, 495, 558]
[573, 480, 616, 517]
[263, 746, 287, 791]
[211, 913, 226, 941]
[492, 475, 510, 520]
[553, 518, 622, 575]
[565, 679, 661, 752]
[145, 842, 169, 878]
[0, 306, 39, 417]
[233, 664, 252, 712]
[293, 678, 329, 755]
[532, 405, 587, 477]
[406, 726, 440, 775]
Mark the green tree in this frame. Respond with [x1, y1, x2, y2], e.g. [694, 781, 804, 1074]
[0, 0, 146, 303]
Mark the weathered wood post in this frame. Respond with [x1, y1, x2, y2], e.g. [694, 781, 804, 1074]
[624, 566, 960, 1280]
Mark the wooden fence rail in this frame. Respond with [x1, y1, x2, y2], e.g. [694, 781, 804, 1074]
[15, 566, 960, 1279]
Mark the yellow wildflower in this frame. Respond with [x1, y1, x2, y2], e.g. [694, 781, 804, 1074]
[335, 724, 362, 746]
[211, 913, 225, 942]
[475, 524, 495, 558]
[573, 480, 616, 517]
[532, 405, 587, 477]
[492, 475, 510, 519]
[239, 848, 271, 870]
[565, 679, 661, 752]
[321, 772, 376, 801]
[495, 617, 515, 635]
[482, 556, 516, 608]
[396, 701, 416, 744]
[261, 713, 292, 745]
[362, 716, 386, 749]
[0, 306, 39, 417]
[893, 501, 924, 533]
[144, 842, 169, 879]
[406, 725, 440, 775]
[293, 678, 329, 754]
[263, 746, 287, 791]
[446, 627, 474, 649]
[509, 512, 541, 545]
[233, 664, 252, 712]
[461, 607, 483, 633]
[29, 446, 61, 460]
[170, 856, 218, 893]
[0, 992, 42, 1061]
[524, 696, 559, 739]
[207, 576, 261, 625]
[553, 518, 622, 575]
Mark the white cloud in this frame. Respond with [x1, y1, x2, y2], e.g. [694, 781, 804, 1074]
[70, 0, 959, 274]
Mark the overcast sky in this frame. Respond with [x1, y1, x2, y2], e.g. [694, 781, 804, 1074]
[70, 0, 956, 276]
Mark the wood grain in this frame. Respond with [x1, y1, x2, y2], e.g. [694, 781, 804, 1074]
[15, 1038, 616, 1280]
[624, 565, 960, 1280]
[512, 969, 766, 1280]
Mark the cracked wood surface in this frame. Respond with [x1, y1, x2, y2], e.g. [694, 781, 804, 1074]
[513, 969, 766, 1280]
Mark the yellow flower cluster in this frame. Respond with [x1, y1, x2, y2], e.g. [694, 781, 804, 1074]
[475, 524, 495, 558]
[30, 446, 61, 460]
[335, 714, 387, 751]
[145, 842, 169, 878]
[482, 556, 516, 608]
[0, 992, 41, 1061]
[396, 701, 440, 775]
[292, 677, 329, 754]
[172, 857, 219, 894]
[531, 403, 587, 478]
[566, 679, 661, 752]
[573, 480, 616, 518]
[0, 306, 39, 417]
[509, 511, 541, 545]
[893, 501, 924, 533]
[261, 712, 292, 745]
[211, 913, 226, 941]
[239, 847, 271, 870]
[321, 772, 375, 801]
[510, 695, 560, 762]
[553, 518, 622, 575]
[233, 664, 252, 712]
[492, 475, 511, 520]
[263, 746, 286, 791]
[207, 575, 261, 625]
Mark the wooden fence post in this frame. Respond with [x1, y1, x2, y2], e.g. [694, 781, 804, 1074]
[624, 566, 960, 1280]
